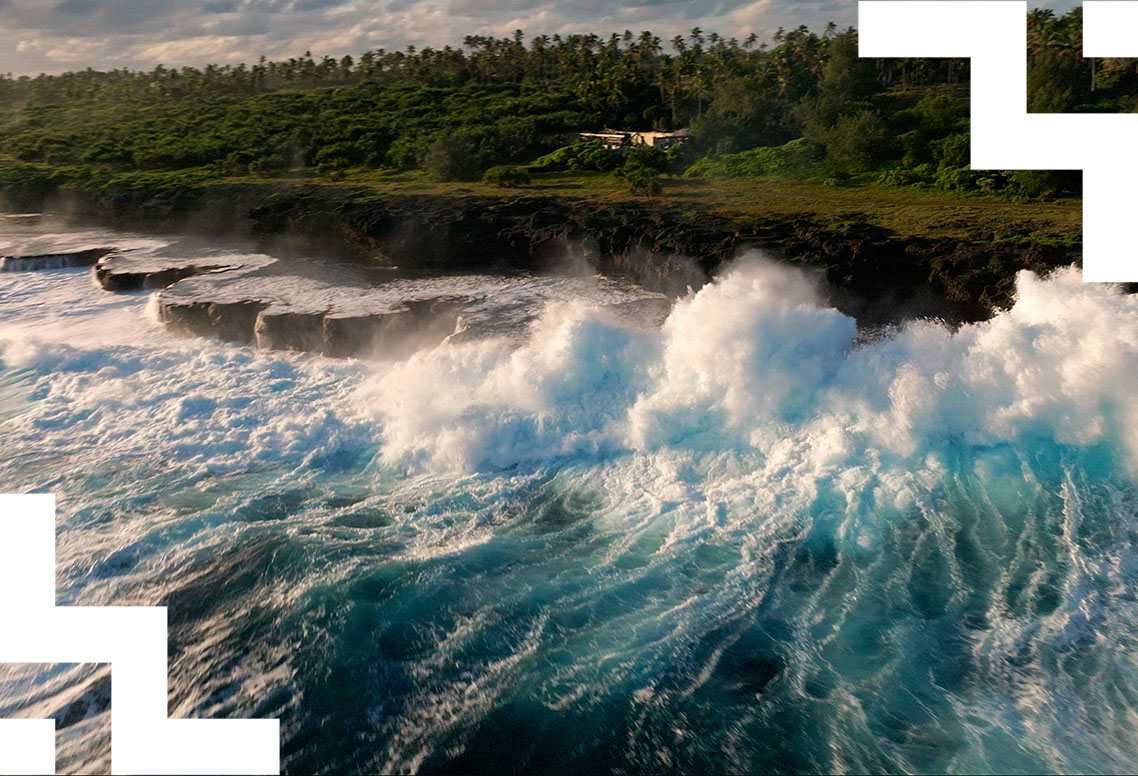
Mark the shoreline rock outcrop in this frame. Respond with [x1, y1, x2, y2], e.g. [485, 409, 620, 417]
[2, 179, 1083, 329]
[0, 247, 116, 272]
[93, 253, 242, 291]
[141, 257, 667, 359]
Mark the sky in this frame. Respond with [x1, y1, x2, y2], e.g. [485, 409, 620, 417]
[0, 0, 1080, 76]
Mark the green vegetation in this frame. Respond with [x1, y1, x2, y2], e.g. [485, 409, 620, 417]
[482, 165, 532, 187]
[684, 138, 822, 178]
[1028, 7, 1138, 112]
[0, 8, 1127, 219]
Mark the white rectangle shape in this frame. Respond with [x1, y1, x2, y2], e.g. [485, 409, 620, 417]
[1084, 2, 1138, 57]
[0, 719, 56, 776]
[0, 495, 56, 612]
[860, 1, 1026, 57]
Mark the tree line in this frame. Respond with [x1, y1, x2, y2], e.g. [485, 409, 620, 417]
[0, 9, 1128, 200]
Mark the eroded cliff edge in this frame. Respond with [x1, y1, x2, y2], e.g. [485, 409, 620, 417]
[2, 178, 1081, 326]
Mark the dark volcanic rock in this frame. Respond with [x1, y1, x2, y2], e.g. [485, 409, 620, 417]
[159, 298, 213, 336]
[323, 299, 464, 359]
[149, 257, 664, 358]
[149, 260, 471, 357]
[160, 299, 267, 344]
[255, 310, 327, 353]
[209, 300, 268, 344]
[0, 247, 116, 272]
[7, 176, 1082, 326]
[247, 190, 1080, 325]
[159, 300, 216, 339]
[94, 253, 244, 291]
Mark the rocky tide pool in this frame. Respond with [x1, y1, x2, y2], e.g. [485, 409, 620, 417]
[2, 215, 1138, 774]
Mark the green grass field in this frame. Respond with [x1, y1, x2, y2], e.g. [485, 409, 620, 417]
[286, 167, 1084, 243]
[0, 154, 1082, 249]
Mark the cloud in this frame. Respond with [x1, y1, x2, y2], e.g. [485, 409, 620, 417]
[0, 0, 1068, 75]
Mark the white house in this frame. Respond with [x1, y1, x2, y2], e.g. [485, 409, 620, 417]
[579, 128, 691, 152]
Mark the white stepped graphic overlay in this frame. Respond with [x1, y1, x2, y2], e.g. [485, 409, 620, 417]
[0, 495, 279, 775]
[860, 0, 1138, 282]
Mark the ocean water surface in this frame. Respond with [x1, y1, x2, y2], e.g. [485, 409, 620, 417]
[2, 215, 1138, 774]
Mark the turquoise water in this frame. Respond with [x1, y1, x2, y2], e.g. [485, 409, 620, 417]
[3, 220, 1138, 774]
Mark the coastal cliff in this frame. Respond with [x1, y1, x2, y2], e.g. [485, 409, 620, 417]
[0, 169, 1081, 326]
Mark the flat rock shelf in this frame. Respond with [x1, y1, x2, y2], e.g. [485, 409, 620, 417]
[76, 249, 673, 359]
[1, 247, 117, 272]
[94, 252, 251, 291]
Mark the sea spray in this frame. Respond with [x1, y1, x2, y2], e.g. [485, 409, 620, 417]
[364, 255, 1138, 475]
[4, 229, 1138, 773]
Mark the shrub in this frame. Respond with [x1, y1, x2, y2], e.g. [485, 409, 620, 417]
[898, 130, 931, 168]
[224, 150, 255, 176]
[933, 165, 986, 192]
[316, 164, 347, 181]
[529, 140, 621, 173]
[683, 138, 823, 179]
[664, 141, 698, 173]
[933, 132, 971, 170]
[910, 93, 968, 134]
[249, 156, 288, 176]
[624, 148, 669, 173]
[876, 167, 925, 187]
[818, 110, 891, 172]
[482, 165, 531, 187]
[424, 134, 481, 182]
[615, 156, 663, 196]
[313, 142, 366, 169]
[625, 168, 662, 196]
[386, 135, 429, 171]
[1005, 169, 1077, 200]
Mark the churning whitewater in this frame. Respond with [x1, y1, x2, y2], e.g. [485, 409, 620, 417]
[2, 218, 1138, 774]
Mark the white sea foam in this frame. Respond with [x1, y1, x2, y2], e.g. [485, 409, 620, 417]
[5, 223, 1138, 773]
[362, 255, 1138, 479]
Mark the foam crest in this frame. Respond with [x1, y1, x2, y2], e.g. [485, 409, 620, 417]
[364, 256, 1138, 480]
[363, 300, 658, 472]
[830, 266, 1138, 465]
[627, 259, 857, 449]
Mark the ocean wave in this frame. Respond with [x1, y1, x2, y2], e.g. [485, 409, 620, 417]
[3, 240, 1138, 774]
[365, 255, 1138, 478]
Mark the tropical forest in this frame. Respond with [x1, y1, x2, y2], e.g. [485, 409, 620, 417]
[0, 7, 1127, 250]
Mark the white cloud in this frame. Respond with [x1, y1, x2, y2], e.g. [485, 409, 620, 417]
[0, 0, 1075, 75]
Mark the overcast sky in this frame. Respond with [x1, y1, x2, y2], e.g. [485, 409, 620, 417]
[0, 0, 1080, 76]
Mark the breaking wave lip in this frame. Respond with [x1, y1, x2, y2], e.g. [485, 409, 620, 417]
[362, 254, 1138, 480]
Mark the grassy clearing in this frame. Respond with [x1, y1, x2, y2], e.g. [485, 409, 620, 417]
[312, 167, 1083, 243]
[0, 155, 1082, 246]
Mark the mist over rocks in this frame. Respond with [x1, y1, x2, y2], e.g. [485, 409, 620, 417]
[141, 251, 668, 359]
[1, 177, 1082, 328]
[219, 189, 1082, 326]
[0, 247, 116, 272]
[0, 172, 1087, 360]
[252, 189, 1081, 326]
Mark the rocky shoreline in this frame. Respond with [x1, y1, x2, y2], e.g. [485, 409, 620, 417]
[0, 246, 116, 272]
[1, 179, 1084, 352]
[1, 244, 674, 359]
